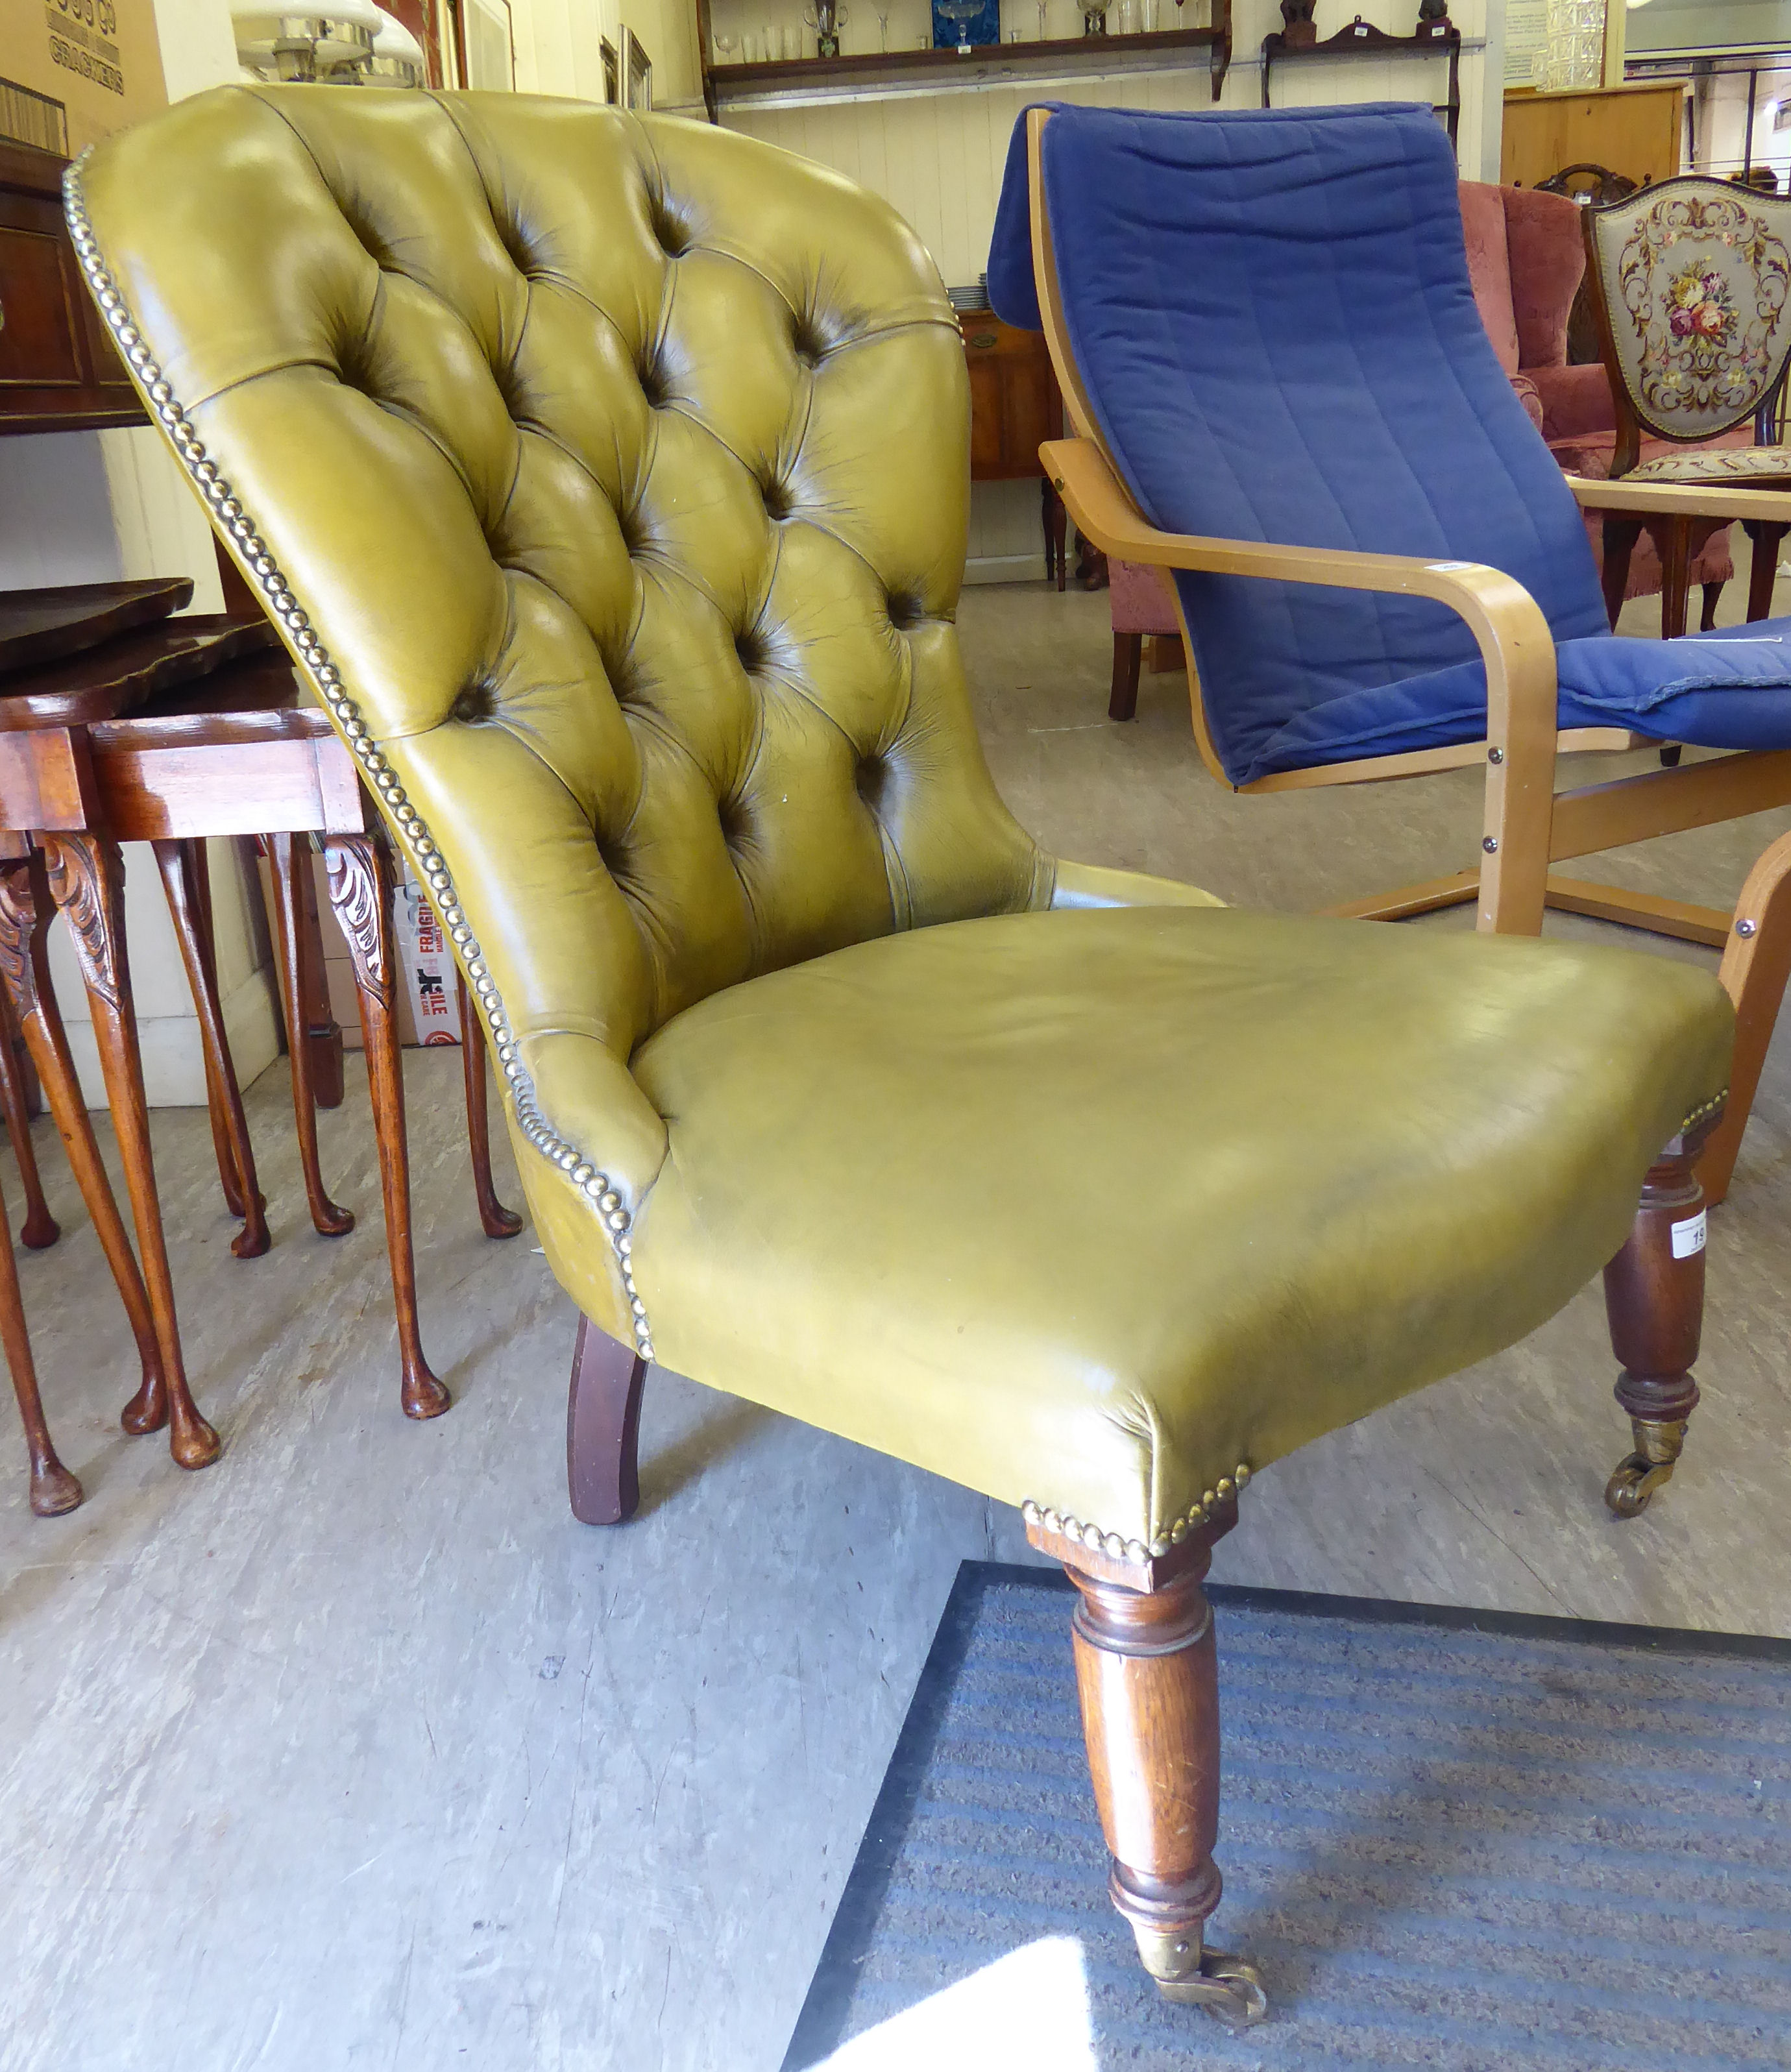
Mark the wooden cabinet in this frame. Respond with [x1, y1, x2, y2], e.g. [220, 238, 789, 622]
[962, 314, 1067, 587]
[1, 138, 143, 437]
[1501, 84, 1685, 192]
[964, 315, 1058, 478]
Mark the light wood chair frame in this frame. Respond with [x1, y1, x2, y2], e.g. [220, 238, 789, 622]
[1025, 107, 1791, 1205]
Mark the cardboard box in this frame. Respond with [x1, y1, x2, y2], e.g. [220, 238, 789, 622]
[1, 0, 167, 160]
[256, 850, 465, 1053]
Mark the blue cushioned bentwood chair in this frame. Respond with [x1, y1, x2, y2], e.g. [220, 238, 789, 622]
[992, 102, 1791, 1204]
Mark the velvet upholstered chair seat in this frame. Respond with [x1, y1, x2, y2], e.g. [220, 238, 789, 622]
[68, 88, 1735, 2022]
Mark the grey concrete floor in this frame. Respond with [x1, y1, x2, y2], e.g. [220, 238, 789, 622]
[1, 579, 1788, 2072]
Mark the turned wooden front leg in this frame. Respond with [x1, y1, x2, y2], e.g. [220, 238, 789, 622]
[1602, 1127, 1711, 1518]
[1064, 1552, 1266, 2026]
[322, 834, 447, 1420]
[40, 835, 219, 1470]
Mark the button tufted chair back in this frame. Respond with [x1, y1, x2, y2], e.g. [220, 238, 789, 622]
[72, 88, 1051, 1334]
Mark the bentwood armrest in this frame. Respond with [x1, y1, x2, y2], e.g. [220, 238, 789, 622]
[1041, 435, 1559, 933]
[1562, 475, 1791, 524]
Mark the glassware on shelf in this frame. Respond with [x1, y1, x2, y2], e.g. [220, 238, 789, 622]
[1080, 0, 1108, 31]
[1141, 0, 1158, 27]
[1036, 0, 1049, 35]
[758, 21, 775, 57]
[875, 0, 892, 45]
[804, 0, 847, 55]
[714, 26, 738, 60]
[1115, 0, 1135, 28]
[939, 0, 982, 48]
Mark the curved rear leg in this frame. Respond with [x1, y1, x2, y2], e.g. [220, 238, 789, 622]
[567, 1315, 646, 1526]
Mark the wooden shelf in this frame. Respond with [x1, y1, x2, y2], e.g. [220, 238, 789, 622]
[1261, 18, 1459, 147]
[703, 21, 1230, 112]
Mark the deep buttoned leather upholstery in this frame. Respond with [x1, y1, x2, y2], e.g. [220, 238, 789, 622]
[75, 90, 1733, 1551]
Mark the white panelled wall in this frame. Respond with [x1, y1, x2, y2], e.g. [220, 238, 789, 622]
[720, 0, 1504, 575]
[0, 0, 282, 1108]
[509, 0, 704, 106]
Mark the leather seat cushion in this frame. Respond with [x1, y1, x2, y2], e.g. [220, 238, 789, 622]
[626, 905, 1731, 1548]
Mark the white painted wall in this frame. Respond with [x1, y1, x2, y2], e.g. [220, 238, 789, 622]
[0, 0, 280, 1106]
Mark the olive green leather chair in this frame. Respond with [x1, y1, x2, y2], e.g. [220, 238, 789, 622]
[71, 90, 1734, 2027]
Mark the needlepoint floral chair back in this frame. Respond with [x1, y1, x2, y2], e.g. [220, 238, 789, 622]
[1584, 176, 1791, 480]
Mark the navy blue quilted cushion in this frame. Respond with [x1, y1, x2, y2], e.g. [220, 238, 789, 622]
[988, 101, 1791, 783]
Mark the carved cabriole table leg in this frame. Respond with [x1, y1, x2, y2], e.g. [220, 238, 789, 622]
[321, 833, 448, 1420]
[1603, 1119, 1716, 1517]
[40, 835, 219, 1470]
[153, 837, 271, 1259]
[263, 833, 355, 1238]
[1030, 1505, 1268, 2027]
[457, 968, 522, 1241]
[0, 853, 171, 1439]
[0, 1165, 80, 1515]
[0, 982, 58, 1250]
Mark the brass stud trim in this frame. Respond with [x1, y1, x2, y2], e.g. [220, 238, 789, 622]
[1020, 1463, 1254, 1565]
[60, 152, 655, 1362]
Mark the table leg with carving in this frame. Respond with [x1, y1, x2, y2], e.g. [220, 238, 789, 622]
[457, 969, 522, 1241]
[263, 833, 354, 1237]
[40, 834, 219, 1470]
[322, 833, 448, 1420]
[293, 835, 345, 1111]
[0, 982, 58, 1249]
[154, 837, 271, 1258]
[0, 1166, 80, 1516]
[0, 853, 169, 1437]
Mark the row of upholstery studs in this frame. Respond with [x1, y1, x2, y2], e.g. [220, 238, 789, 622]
[63, 153, 657, 1367]
[1020, 1462, 1252, 1563]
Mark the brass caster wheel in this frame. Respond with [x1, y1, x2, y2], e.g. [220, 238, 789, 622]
[1605, 1452, 1674, 1517]
[1156, 1949, 1269, 2028]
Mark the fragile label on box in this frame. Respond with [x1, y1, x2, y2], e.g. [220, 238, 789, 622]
[395, 874, 463, 1047]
